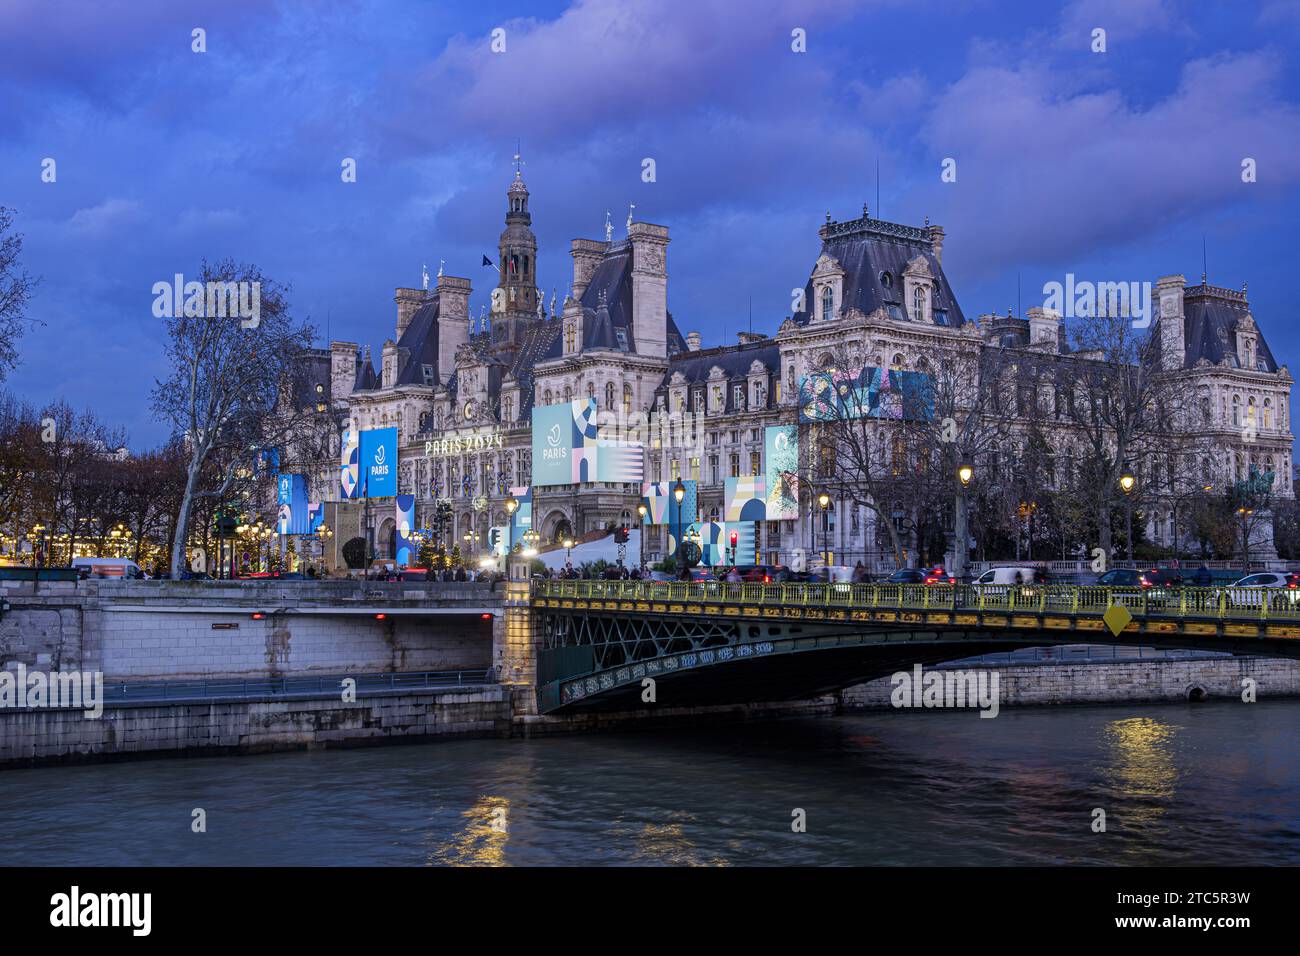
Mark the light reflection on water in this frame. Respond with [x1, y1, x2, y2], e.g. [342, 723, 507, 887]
[0, 700, 1296, 866]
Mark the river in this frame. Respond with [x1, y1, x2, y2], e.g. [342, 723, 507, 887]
[2, 700, 1297, 866]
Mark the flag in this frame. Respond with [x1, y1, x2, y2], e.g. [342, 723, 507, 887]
[481, 254, 494, 267]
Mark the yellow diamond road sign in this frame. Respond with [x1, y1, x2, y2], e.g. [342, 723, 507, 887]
[1103, 604, 1133, 637]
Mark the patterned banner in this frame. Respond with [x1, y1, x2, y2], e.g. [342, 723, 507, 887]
[394, 494, 415, 566]
[764, 424, 799, 521]
[725, 475, 766, 522]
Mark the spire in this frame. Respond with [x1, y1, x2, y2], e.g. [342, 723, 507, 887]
[512, 140, 524, 181]
[626, 203, 636, 235]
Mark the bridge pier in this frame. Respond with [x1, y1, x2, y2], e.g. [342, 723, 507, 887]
[500, 561, 539, 717]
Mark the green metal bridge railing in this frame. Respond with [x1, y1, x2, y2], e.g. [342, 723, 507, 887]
[531, 580, 1300, 623]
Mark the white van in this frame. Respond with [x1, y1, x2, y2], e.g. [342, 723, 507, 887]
[972, 566, 1042, 595]
[71, 557, 145, 579]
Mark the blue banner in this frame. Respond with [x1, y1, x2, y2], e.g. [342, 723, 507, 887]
[359, 427, 398, 498]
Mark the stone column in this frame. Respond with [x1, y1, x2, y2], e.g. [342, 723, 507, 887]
[500, 558, 537, 716]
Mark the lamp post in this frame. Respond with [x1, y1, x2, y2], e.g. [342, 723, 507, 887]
[818, 490, 832, 571]
[1119, 466, 1136, 562]
[316, 522, 334, 574]
[563, 536, 574, 564]
[673, 478, 686, 568]
[955, 461, 973, 580]
[32, 523, 46, 568]
[637, 503, 648, 570]
[1236, 505, 1255, 571]
[504, 495, 518, 556]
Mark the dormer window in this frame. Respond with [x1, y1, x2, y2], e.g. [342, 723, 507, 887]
[880, 271, 893, 289]
[912, 285, 926, 322]
[821, 286, 834, 322]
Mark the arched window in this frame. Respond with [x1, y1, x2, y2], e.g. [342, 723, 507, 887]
[605, 382, 616, 410]
[892, 353, 905, 370]
[820, 286, 834, 321]
[563, 386, 573, 403]
[912, 285, 926, 322]
[523, 255, 530, 277]
[544, 389, 553, 405]
[623, 383, 633, 415]
[1264, 398, 1273, 429]
[586, 381, 595, 400]
[1232, 395, 1241, 426]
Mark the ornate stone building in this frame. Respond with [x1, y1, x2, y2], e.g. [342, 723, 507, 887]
[278, 163, 1294, 568]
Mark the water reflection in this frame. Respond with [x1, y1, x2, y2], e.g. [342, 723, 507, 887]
[1101, 717, 1180, 854]
[432, 795, 510, 866]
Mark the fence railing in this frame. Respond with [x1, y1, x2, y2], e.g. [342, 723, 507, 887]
[532, 579, 1300, 623]
[99, 668, 496, 703]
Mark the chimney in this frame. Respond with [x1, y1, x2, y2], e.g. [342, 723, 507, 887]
[395, 287, 424, 339]
[435, 275, 471, 384]
[686, 331, 701, 351]
[1155, 274, 1186, 372]
[1025, 307, 1062, 350]
[628, 221, 670, 359]
[737, 331, 765, 345]
[330, 341, 359, 399]
[381, 339, 398, 389]
[926, 223, 945, 265]
[570, 238, 607, 300]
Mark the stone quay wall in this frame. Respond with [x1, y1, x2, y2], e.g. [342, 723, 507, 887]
[839, 655, 1300, 709]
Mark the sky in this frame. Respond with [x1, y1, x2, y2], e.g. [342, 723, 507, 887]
[2, 0, 1300, 448]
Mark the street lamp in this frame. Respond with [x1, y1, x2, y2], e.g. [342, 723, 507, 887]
[818, 490, 832, 572]
[32, 523, 46, 568]
[673, 478, 686, 568]
[954, 461, 974, 580]
[1119, 465, 1136, 562]
[563, 536, 574, 564]
[1236, 505, 1255, 570]
[637, 502, 648, 571]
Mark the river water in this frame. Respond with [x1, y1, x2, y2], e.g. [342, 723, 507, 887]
[2, 700, 1297, 866]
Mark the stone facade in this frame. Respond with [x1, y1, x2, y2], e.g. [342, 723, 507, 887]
[275, 163, 1294, 570]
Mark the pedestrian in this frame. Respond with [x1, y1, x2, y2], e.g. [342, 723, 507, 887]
[1193, 564, 1212, 587]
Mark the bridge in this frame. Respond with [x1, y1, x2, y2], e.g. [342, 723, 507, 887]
[530, 580, 1300, 713]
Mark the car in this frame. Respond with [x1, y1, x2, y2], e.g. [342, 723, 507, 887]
[732, 565, 793, 583]
[923, 566, 954, 585]
[71, 556, 146, 579]
[1095, 567, 1181, 609]
[972, 566, 1044, 601]
[1226, 571, 1300, 610]
[883, 568, 926, 585]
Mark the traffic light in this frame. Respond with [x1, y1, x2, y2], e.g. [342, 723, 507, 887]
[614, 526, 629, 544]
[729, 531, 738, 549]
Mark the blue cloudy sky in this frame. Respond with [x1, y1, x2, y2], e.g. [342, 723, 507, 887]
[3, 0, 1300, 447]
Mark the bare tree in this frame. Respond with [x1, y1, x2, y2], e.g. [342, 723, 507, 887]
[902, 343, 1015, 575]
[0, 208, 39, 383]
[1057, 312, 1189, 560]
[151, 260, 315, 576]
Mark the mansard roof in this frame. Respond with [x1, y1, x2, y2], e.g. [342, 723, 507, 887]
[793, 211, 965, 328]
[506, 319, 562, 418]
[287, 349, 331, 411]
[536, 241, 686, 360]
[393, 294, 442, 387]
[1177, 282, 1278, 372]
[353, 348, 378, 391]
[657, 340, 779, 413]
